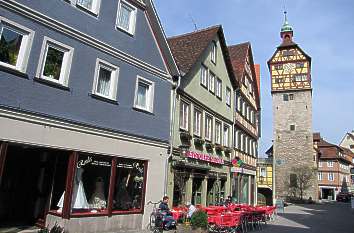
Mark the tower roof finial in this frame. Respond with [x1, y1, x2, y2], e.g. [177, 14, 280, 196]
[281, 10, 293, 33]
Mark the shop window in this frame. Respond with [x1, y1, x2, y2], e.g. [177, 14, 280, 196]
[0, 18, 34, 72]
[113, 159, 146, 212]
[69, 154, 111, 214]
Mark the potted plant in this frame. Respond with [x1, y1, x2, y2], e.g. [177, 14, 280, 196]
[194, 137, 205, 146]
[215, 144, 224, 151]
[190, 210, 208, 233]
[224, 147, 233, 154]
[205, 142, 214, 151]
[180, 131, 192, 141]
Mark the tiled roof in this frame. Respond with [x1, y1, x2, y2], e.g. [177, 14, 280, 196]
[167, 25, 220, 75]
[228, 42, 260, 108]
[228, 42, 249, 83]
[313, 132, 321, 142]
[341, 147, 354, 158]
[254, 64, 260, 95]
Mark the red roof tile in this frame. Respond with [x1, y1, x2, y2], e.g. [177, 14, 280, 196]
[254, 64, 260, 95]
[167, 25, 220, 75]
[228, 42, 260, 108]
[228, 42, 249, 83]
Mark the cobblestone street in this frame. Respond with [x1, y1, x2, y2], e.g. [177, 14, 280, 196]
[262, 203, 354, 233]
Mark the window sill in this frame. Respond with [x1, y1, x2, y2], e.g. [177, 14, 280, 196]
[116, 26, 135, 37]
[34, 77, 70, 91]
[48, 209, 143, 218]
[76, 4, 99, 17]
[0, 65, 29, 79]
[90, 93, 119, 105]
[216, 96, 222, 101]
[132, 106, 154, 115]
[111, 209, 143, 215]
[33, 77, 70, 91]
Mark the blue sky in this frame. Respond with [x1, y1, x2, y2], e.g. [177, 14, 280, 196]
[154, 0, 354, 155]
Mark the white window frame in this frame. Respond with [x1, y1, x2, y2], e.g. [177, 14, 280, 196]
[216, 78, 222, 98]
[116, 0, 137, 35]
[211, 41, 217, 64]
[36, 36, 74, 87]
[76, 0, 101, 15]
[205, 114, 213, 141]
[215, 120, 222, 145]
[327, 161, 333, 168]
[260, 167, 266, 177]
[318, 161, 322, 167]
[92, 58, 119, 100]
[0, 17, 34, 73]
[223, 124, 230, 147]
[200, 64, 208, 88]
[133, 76, 154, 112]
[318, 172, 323, 181]
[209, 71, 215, 93]
[328, 172, 334, 181]
[180, 101, 190, 131]
[193, 108, 202, 137]
[226, 87, 231, 107]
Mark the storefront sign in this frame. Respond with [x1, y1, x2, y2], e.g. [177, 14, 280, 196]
[231, 167, 256, 175]
[185, 151, 224, 165]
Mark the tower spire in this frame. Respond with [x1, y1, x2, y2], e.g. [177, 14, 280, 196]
[280, 10, 293, 42]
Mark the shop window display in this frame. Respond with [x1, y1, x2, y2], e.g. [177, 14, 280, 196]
[113, 159, 145, 212]
[56, 155, 111, 214]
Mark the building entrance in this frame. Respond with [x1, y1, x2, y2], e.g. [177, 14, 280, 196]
[0, 144, 69, 229]
[192, 178, 203, 205]
[321, 188, 335, 201]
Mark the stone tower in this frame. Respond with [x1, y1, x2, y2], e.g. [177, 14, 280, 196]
[267, 12, 318, 202]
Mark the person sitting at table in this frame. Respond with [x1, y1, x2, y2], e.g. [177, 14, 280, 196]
[159, 196, 176, 230]
[186, 202, 196, 219]
[224, 195, 232, 206]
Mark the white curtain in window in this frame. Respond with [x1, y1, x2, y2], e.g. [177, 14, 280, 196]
[137, 83, 147, 108]
[77, 0, 93, 9]
[97, 68, 111, 97]
[119, 4, 132, 30]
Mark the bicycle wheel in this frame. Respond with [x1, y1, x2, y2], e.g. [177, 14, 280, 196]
[149, 213, 156, 231]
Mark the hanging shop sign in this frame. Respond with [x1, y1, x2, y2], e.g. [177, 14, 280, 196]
[185, 151, 224, 165]
[231, 158, 244, 167]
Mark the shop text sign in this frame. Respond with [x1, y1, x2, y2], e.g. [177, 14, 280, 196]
[186, 151, 224, 165]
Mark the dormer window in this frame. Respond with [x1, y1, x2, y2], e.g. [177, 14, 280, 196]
[116, 0, 137, 35]
[76, 0, 101, 15]
[211, 41, 217, 64]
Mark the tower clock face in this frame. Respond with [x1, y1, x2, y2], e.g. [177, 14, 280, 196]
[283, 63, 296, 73]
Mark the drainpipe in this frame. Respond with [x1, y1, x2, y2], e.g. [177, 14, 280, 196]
[164, 75, 181, 197]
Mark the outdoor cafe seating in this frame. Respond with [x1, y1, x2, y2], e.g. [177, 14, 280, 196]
[171, 203, 276, 233]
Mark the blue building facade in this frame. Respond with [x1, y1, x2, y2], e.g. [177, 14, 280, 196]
[0, 0, 178, 232]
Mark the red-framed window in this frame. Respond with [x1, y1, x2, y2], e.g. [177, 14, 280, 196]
[48, 152, 148, 219]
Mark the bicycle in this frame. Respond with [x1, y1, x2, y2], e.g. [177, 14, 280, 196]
[147, 200, 164, 233]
